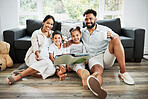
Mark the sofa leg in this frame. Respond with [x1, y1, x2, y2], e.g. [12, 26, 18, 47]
[134, 59, 141, 63]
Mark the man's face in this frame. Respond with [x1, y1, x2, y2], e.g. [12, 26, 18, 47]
[84, 13, 97, 29]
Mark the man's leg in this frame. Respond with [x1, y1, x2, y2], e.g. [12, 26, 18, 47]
[91, 64, 103, 86]
[87, 55, 107, 98]
[108, 36, 126, 73]
[107, 36, 134, 84]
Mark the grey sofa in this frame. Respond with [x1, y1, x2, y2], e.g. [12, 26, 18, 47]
[3, 18, 145, 63]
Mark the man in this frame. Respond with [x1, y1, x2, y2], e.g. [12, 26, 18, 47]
[81, 9, 134, 98]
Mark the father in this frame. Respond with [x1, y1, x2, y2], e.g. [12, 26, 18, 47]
[81, 9, 134, 98]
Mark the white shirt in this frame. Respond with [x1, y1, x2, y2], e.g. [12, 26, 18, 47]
[81, 24, 117, 56]
[49, 43, 69, 58]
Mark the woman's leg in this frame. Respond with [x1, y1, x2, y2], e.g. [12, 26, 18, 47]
[7, 67, 39, 84]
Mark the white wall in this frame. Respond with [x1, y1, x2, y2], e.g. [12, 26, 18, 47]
[0, 0, 18, 41]
[123, 0, 148, 54]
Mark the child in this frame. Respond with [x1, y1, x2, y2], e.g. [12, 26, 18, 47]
[68, 26, 90, 89]
[49, 30, 70, 80]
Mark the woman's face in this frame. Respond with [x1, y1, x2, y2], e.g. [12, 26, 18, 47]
[42, 18, 54, 32]
[71, 30, 82, 44]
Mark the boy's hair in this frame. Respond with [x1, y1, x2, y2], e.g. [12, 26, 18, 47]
[69, 26, 81, 35]
[52, 30, 62, 38]
[83, 9, 97, 17]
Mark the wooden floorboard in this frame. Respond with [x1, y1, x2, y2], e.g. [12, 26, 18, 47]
[0, 59, 148, 99]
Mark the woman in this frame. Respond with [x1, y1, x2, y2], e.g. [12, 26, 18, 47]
[7, 15, 56, 84]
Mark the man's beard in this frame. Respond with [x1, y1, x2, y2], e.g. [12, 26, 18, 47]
[86, 22, 96, 29]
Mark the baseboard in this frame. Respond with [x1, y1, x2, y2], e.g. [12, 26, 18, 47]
[144, 47, 148, 54]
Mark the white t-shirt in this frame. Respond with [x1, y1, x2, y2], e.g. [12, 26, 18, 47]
[49, 43, 69, 58]
[69, 42, 86, 54]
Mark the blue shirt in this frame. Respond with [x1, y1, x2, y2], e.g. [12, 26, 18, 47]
[81, 24, 117, 56]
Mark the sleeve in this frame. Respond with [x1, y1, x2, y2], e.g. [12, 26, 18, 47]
[31, 31, 40, 53]
[105, 26, 118, 36]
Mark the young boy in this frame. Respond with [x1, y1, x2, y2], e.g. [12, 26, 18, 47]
[68, 26, 90, 89]
[49, 30, 70, 80]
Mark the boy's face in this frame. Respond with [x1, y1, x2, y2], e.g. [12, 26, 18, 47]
[52, 34, 62, 46]
[71, 30, 82, 44]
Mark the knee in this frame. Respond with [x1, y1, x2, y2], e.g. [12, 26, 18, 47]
[91, 64, 103, 74]
[111, 35, 121, 46]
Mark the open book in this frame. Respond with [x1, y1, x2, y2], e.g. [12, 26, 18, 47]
[54, 53, 90, 66]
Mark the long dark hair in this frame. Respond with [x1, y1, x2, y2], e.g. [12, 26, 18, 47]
[43, 15, 55, 24]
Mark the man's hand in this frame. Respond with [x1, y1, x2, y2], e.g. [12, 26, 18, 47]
[107, 31, 113, 39]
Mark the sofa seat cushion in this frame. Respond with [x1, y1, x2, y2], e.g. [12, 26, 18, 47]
[120, 36, 134, 48]
[14, 36, 31, 50]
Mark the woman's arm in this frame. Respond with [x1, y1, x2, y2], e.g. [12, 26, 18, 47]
[49, 53, 54, 64]
[31, 30, 41, 53]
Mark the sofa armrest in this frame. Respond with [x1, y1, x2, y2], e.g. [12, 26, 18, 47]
[3, 28, 27, 44]
[121, 27, 145, 62]
[3, 28, 27, 62]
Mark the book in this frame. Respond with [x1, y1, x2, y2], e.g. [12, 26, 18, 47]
[54, 53, 90, 66]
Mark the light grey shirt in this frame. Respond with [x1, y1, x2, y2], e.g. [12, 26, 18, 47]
[81, 24, 117, 56]
[69, 42, 86, 54]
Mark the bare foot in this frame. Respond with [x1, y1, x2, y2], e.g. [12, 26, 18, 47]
[59, 66, 66, 74]
[59, 74, 67, 80]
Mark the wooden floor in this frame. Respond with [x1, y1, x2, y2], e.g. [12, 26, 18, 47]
[0, 59, 148, 99]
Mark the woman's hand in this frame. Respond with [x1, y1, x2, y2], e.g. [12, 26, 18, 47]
[35, 50, 41, 61]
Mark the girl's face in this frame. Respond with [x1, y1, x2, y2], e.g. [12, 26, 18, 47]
[71, 30, 82, 44]
[52, 34, 62, 46]
[42, 18, 54, 32]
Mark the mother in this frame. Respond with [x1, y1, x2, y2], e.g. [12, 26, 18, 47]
[7, 15, 56, 84]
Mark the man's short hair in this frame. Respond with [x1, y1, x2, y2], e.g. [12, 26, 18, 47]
[83, 9, 97, 17]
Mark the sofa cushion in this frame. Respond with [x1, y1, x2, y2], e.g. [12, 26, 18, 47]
[14, 36, 31, 50]
[26, 19, 43, 36]
[120, 36, 134, 48]
[26, 19, 61, 36]
[97, 18, 121, 35]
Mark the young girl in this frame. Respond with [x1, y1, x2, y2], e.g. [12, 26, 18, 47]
[69, 26, 90, 89]
[7, 15, 56, 84]
[49, 30, 70, 81]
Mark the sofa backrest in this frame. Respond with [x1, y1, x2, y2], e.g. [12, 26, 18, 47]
[83, 18, 121, 35]
[26, 19, 61, 36]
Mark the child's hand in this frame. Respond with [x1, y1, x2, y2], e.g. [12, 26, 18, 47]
[66, 65, 72, 72]
[84, 60, 88, 64]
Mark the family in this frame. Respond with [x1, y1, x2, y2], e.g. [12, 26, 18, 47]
[6, 9, 134, 98]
